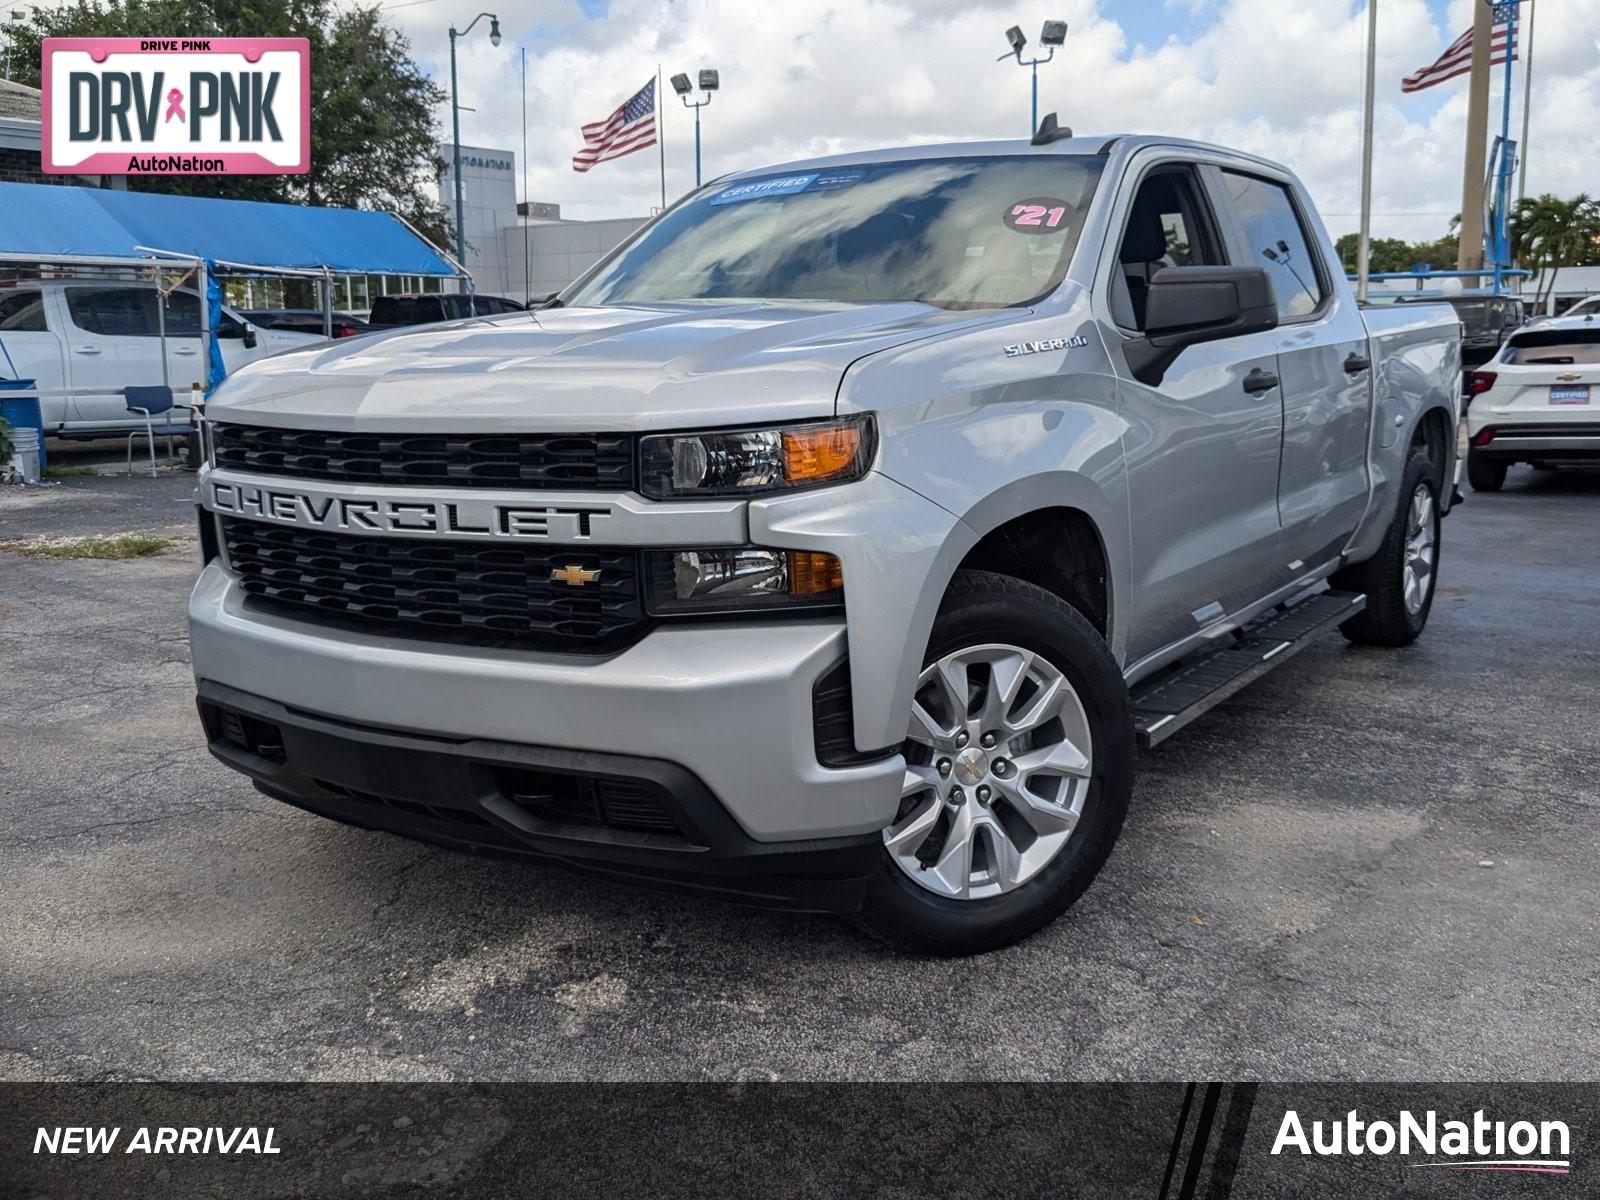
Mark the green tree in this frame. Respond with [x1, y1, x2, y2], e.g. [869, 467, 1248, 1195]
[1334, 234, 1418, 275]
[1510, 193, 1600, 305]
[10, 0, 450, 246]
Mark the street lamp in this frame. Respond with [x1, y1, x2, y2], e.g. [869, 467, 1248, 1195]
[448, 12, 502, 266]
[670, 68, 718, 187]
[997, 19, 1066, 136]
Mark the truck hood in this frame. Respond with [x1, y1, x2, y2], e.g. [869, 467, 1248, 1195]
[207, 301, 996, 432]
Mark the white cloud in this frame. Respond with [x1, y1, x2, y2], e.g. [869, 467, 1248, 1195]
[399, 0, 1600, 242]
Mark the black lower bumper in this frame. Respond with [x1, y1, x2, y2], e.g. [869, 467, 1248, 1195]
[196, 681, 878, 914]
[1471, 424, 1600, 462]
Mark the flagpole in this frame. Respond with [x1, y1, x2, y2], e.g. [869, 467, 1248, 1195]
[521, 46, 531, 306]
[1356, 0, 1377, 303]
[1457, 1, 1493, 272]
[657, 64, 667, 211]
[1516, 0, 1534, 204]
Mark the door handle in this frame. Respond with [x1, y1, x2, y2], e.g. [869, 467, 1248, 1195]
[174, 347, 198, 356]
[1242, 368, 1279, 395]
[1343, 351, 1372, 374]
[74, 346, 102, 355]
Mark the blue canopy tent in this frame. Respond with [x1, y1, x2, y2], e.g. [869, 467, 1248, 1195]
[0, 181, 464, 396]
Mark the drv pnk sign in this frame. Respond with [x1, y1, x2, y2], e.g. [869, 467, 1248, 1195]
[42, 38, 309, 175]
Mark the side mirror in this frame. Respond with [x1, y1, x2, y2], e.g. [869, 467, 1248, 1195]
[243, 326, 258, 349]
[1124, 266, 1277, 386]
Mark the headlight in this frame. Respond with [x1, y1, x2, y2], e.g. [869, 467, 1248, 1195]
[638, 415, 875, 499]
[645, 548, 843, 615]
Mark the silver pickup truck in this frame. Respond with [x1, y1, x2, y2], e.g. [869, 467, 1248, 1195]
[188, 132, 1461, 954]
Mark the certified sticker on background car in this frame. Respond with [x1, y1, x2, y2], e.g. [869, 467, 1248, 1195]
[1548, 386, 1591, 405]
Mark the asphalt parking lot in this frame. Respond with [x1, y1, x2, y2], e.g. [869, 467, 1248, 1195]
[2, 447, 1597, 1082]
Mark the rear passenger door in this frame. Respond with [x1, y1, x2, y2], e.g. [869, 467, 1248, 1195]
[1214, 169, 1373, 572]
[1106, 159, 1289, 666]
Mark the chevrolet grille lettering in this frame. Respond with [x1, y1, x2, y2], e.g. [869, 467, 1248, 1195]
[205, 480, 611, 542]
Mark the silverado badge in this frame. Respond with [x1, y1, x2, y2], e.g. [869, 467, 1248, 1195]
[1004, 334, 1089, 358]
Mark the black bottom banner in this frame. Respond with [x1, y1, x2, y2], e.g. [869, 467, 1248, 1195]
[2, 1083, 1591, 1197]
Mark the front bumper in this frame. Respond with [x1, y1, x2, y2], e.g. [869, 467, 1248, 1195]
[189, 562, 904, 845]
[198, 681, 880, 913]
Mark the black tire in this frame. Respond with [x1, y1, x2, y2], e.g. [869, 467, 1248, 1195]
[1467, 446, 1507, 492]
[1333, 450, 1441, 647]
[851, 570, 1134, 956]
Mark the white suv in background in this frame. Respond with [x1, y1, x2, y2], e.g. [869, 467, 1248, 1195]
[0, 281, 324, 439]
[1466, 312, 1600, 490]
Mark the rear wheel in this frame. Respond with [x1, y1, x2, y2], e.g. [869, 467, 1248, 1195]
[1334, 450, 1441, 647]
[853, 570, 1133, 956]
[1467, 446, 1507, 492]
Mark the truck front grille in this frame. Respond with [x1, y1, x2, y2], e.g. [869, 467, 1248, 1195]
[212, 424, 635, 491]
[220, 517, 647, 651]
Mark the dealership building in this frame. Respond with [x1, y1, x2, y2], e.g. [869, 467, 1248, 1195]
[437, 141, 644, 301]
[0, 78, 120, 189]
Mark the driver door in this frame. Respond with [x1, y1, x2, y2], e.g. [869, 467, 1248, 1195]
[1107, 162, 1287, 666]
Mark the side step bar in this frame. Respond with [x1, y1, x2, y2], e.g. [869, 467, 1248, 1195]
[1130, 590, 1366, 749]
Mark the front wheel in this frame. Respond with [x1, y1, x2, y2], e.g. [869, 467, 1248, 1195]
[852, 570, 1133, 956]
[1333, 450, 1441, 646]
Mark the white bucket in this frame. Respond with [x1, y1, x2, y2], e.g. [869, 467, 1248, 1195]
[6, 425, 41, 483]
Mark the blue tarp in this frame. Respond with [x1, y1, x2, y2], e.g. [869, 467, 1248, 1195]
[0, 182, 457, 276]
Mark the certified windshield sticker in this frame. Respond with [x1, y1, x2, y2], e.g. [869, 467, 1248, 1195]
[1004, 197, 1072, 234]
[709, 169, 865, 205]
[710, 174, 817, 205]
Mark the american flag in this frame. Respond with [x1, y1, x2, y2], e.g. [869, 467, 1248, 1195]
[573, 78, 657, 172]
[1401, 21, 1517, 93]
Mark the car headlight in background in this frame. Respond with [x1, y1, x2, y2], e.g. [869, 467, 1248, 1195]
[645, 548, 843, 615]
[638, 415, 876, 499]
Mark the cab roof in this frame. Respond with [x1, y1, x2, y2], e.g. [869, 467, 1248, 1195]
[719, 134, 1294, 183]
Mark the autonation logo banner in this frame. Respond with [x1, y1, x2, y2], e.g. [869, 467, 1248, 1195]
[41, 37, 309, 175]
[1273, 1107, 1573, 1176]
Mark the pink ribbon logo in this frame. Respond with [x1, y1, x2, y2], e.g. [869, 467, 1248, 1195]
[164, 88, 185, 123]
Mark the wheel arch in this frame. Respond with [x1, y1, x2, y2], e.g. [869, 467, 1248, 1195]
[954, 505, 1115, 645]
[1409, 402, 1456, 500]
[941, 473, 1129, 664]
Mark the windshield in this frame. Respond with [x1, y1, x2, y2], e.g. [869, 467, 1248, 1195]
[566, 155, 1106, 311]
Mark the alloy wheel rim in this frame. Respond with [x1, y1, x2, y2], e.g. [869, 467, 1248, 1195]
[1403, 484, 1436, 616]
[885, 643, 1093, 900]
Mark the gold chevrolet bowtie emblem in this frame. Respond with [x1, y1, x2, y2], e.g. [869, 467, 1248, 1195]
[550, 564, 601, 587]
[1557, 372, 1582, 382]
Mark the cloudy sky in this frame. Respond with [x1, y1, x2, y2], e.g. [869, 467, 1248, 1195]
[398, 0, 1600, 243]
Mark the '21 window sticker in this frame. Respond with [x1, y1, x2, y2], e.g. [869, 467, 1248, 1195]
[1005, 197, 1073, 234]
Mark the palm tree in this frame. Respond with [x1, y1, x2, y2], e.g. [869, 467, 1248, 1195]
[1511, 194, 1600, 307]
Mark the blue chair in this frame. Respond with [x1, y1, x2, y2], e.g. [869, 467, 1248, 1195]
[122, 385, 190, 478]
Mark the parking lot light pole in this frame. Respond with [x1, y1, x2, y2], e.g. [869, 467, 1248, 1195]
[670, 69, 719, 187]
[998, 20, 1067, 136]
[449, 12, 502, 267]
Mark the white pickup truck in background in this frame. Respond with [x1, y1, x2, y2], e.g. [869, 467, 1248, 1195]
[0, 281, 324, 439]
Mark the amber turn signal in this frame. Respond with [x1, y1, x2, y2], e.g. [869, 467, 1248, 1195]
[782, 424, 864, 485]
[787, 551, 844, 596]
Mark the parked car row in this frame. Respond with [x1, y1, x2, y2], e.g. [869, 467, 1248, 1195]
[0, 282, 324, 439]
[0, 283, 532, 438]
[367, 293, 526, 326]
[1466, 310, 1600, 490]
[241, 308, 368, 339]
